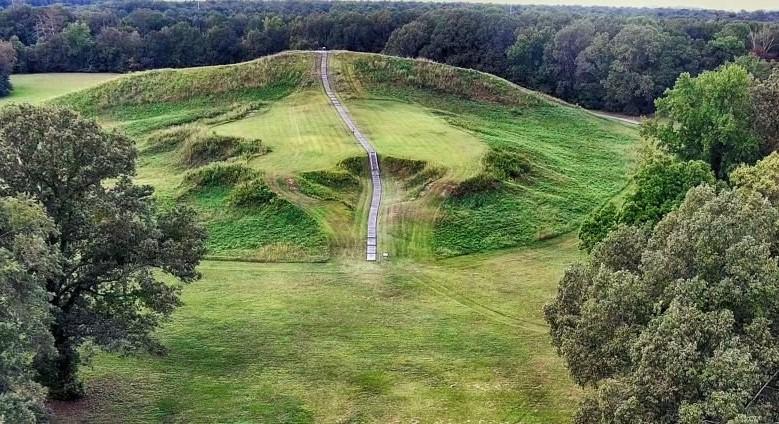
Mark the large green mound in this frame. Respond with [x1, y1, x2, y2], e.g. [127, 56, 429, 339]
[332, 52, 638, 257]
[55, 50, 638, 261]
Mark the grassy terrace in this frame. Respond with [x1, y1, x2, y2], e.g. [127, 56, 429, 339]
[12, 51, 639, 422]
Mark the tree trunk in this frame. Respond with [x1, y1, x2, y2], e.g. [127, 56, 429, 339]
[710, 143, 724, 180]
[34, 325, 84, 401]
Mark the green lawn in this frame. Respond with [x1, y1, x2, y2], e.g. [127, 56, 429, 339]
[52, 237, 582, 423]
[213, 90, 362, 176]
[347, 99, 487, 181]
[1, 73, 117, 105]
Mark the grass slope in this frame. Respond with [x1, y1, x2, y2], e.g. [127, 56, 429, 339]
[58, 52, 334, 261]
[49, 50, 637, 261]
[332, 51, 638, 257]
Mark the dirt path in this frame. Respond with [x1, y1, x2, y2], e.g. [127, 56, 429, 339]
[319, 51, 382, 261]
[588, 110, 642, 125]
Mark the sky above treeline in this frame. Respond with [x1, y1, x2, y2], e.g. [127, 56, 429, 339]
[440, 0, 777, 11]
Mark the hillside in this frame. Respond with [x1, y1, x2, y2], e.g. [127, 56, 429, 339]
[36, 50, 641, 422]
[57, 50, 638, 262]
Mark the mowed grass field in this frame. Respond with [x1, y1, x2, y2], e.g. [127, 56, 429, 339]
[0, 73, 117, 104]
[8, 52, 641, 422]
[52, 237, 582, 424]
[348, 99, 487, 181]
[214, 90, 362, 175]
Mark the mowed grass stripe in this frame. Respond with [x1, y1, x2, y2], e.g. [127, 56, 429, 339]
[213, 90, 362, 175]
[66, 243, 579, 423]
[345, 99, 487, 182]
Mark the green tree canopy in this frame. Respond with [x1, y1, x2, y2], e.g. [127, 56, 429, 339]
[751, 70, 779, 154]
[546, 20, 595, 99]
[642, 63, 759, 179]
[578, 154, 714, 252]
[507, 25, 555, 90]
[732, 151, 779, 206]
[619, 155, 715, 224]
[547, 185, 779, 423]
[0, 196, 58, 423]
[0, 105, 207, 400]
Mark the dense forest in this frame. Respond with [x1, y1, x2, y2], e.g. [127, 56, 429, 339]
[0, 1, 778, 112]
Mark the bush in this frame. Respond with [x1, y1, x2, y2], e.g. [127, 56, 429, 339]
[181, 163, 257, 190]
[450, 174, 501, 198]
[146, 124, 267, 167]
[483, 148, 533, 181]
[228, 178, 276, 207]
[380, 157, 427, 178]
[299, 169, 359, 190]
[619, 157, 714, 225]
[145, 124, 201, 154]
[179, 133, 265, 167]
[578, 155, 715, 251]
[578, 202, 619, 252]
[338, 156, 368, 176]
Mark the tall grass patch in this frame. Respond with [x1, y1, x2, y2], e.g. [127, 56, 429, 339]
[56, 52, 315, 113]
[339, 52, 541, 107]
[296, 157, 363, 207]
[181, 163, 258, 192]
[178, 163, 327, 261]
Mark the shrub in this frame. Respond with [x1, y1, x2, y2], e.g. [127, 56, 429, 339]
[380, 157, 427, 178]
[450, 174, 501, 198]
[578, 202, 619, 252]
[483, 148, 533, 181]
[339, 156, 368, 176]
[578, 155, 715, 251]
[179, 133, 265, 167]
[146, 124, 267, 167]
[300, 169, 359, 190]
[181, 163, 257, 190]
[145, 124, 201, 153]
[228, 178, 277, 207]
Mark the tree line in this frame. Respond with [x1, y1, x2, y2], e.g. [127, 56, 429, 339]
[1, 0, 778, 113]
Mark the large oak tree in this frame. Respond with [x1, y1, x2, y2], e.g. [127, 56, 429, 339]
[0, 105, 207, 400]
